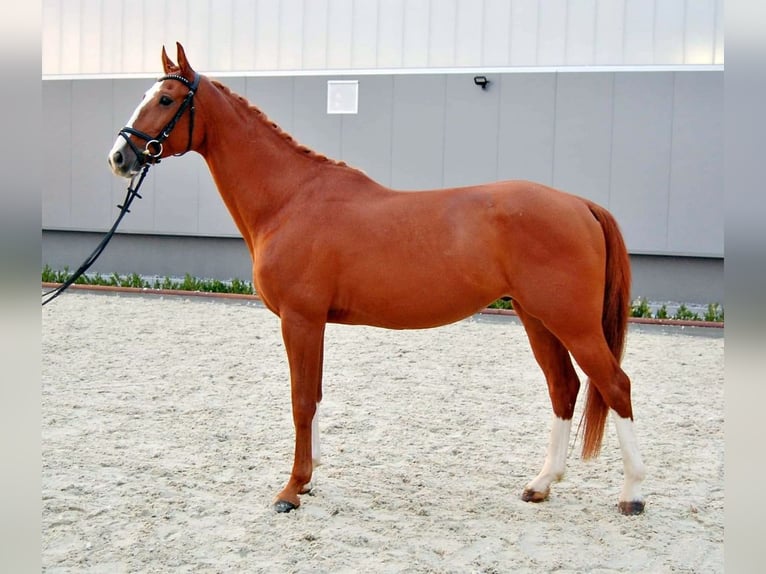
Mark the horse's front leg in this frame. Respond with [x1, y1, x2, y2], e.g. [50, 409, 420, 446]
[273, 313, 325, 513]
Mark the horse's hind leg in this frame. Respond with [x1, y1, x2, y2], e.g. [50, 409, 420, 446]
[514, 302, 581, 503]
[554, 321, 646, 515]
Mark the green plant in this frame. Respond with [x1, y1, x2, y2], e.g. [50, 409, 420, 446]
[673, 304, 700, 321]
[654, 305, 669, 320]
[630, 298, 652, 318]
[704, 303, 724, 322]
[488, 297, 514, 310]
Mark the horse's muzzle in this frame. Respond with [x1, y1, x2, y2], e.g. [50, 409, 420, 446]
[108, 142, 140, 178]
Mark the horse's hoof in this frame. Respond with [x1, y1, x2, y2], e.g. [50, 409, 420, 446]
[521, 488, 549, 503]
[618, 500, 645, 515]
[273, 500, 298, 513]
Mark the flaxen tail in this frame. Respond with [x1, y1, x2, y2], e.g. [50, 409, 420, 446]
[581, 201, 632, 460]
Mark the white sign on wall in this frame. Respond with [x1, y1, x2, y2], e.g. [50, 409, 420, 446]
[327, 80, 359, 114]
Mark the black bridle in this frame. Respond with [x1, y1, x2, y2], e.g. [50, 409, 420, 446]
[42, 72, 200, 306]
[118, 72, 200, 164]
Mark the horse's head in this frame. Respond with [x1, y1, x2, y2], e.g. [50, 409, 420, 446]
[108, 43, 202, 178]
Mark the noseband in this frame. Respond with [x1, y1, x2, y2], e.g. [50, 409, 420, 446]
[118, 72, 200, 164]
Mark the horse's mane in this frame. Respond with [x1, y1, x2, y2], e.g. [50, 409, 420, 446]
[210, 79, 349, 168]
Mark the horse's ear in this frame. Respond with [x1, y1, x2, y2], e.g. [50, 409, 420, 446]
[176, 42, 195, 76]
[161, 45, 176, 73]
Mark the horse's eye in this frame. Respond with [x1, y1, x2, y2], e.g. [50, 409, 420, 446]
[159, 95, 173, 107]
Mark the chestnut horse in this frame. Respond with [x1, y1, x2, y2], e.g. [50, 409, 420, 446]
[108, 44, 645, 515]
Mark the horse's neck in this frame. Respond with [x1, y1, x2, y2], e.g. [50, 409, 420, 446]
[197, 84, 321, 238]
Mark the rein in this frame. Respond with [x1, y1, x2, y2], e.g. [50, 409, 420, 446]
[42, 165, 151, 306]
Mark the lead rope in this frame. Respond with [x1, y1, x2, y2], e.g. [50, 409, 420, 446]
[42, 164, 151, 306]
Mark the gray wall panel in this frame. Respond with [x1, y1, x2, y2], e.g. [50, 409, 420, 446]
[609, 72, 675, 253]
[70, 79, 116, 231]
[246, 76, 295, 133]
[42, 80, 72, 229]
[390, 75, 446, 190]
[552, 73, 614, 206]
[667, 72, 724, 255]
[443, 74, 500, 187]
[151, 152, 201, 235]
[496, 74, 556, 185]
[340, 76, 394, 186]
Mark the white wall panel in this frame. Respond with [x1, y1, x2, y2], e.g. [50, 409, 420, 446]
[509, 0, 539, 66]
[255, 0, 281, 70]
[455, 0, 483, 67]
[623, 0, 654, 65]
[594, 0, 624, 65]
[654, 0, 686, 65]
[43, 0, 724, 76]
[482, 0, 511, 66]
[566, 0, 596, 65]
[42, 0, 62, 73]
[327, 0, 353, 69]
[401, 0, 430, 68]
[59, 0, 81, 74]
[428, 0, 457, 67]
[377, 0, 405, 68]
[537, 0, 567, 65]
[79, 0, 103, 73]
[231, 0, 258, 71]
[100, 1, 124, 73]
[279, 0, 304, 69]
[351, 0, 379, 68]
[685, 0, 717, 64]
[210, 0, 235, 71]
[141, 0, 166, 73]
[303, 0, 329, 69]
[713, 0, 724, 64]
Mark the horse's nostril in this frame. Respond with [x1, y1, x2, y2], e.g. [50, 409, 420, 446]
[113, 151, 124, 166]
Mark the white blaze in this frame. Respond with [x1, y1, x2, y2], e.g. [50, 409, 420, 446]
[108, 81, 163, 160]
